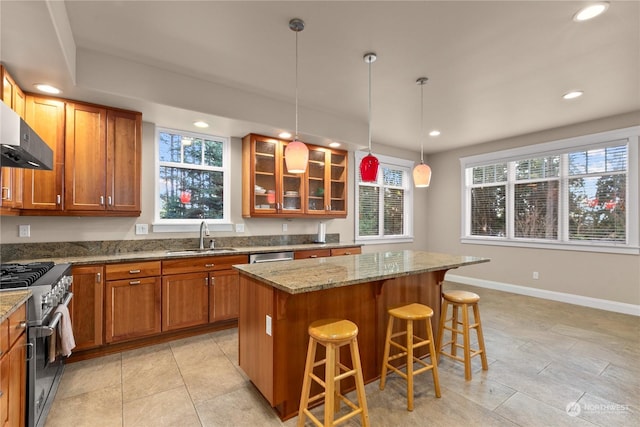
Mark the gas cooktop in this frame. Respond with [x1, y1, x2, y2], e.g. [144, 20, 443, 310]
[0, 261, 56, 289]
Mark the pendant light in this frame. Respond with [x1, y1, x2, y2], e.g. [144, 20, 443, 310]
[413, 77, 432, 187]
[283, 18, 309, 174]
[359, 52, 379, 182]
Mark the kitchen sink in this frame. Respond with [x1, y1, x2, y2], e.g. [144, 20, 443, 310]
[166, 248, 237, 255]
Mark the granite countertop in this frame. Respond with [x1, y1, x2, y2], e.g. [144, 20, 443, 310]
[0, 290, 31, 323]
[13, 242, 360, 266]
[234, 250, 490, 294]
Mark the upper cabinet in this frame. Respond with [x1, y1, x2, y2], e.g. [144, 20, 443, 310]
[0, 66, 25, 214]
[23, 95, 65, 211]
[62, 102, 141, 215]
[242, 133, 348, 218]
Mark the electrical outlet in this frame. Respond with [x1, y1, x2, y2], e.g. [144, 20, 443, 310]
[235, 223, 245, 233]
[533, 271, 539, 280]
[282, 223, 288, 232]
[135, 224, 149, 235]
[266, 315, 272, 336]
[18, 224, 30, 237]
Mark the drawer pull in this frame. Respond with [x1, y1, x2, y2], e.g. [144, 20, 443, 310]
[129, 269, 141, 274]
[205, 263, 215, 268]
[344, 252, 351, 255]
[129, 280, 141, 285]
[310, 255, 318, 258]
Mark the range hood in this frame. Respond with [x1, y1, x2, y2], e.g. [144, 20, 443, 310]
[1, 102, 53, 170]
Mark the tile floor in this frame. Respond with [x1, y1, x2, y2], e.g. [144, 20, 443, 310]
[45, 282, 639, 426]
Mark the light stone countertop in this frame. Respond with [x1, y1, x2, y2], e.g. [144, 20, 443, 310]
[233, 250, 490, 294]
[12, 242, 360, 266]
[0, 290, 31, 323]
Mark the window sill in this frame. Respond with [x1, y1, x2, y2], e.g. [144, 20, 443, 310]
[461, 237, 639, 255]
[152, 223, 234, 233]
[356, 237, 414, 245]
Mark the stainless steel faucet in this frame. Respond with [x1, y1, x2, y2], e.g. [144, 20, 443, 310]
[199, 220, 210, 249]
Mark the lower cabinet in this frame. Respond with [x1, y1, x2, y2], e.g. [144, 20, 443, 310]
[210, 269, 240, 322]
[161, 272, 209, 331]
[70, 265, 104, 350]
[0, 303, 27, 427]
[105, 261, 161, 343]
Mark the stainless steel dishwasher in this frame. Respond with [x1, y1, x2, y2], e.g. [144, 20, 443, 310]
[249, 251, 294, 263]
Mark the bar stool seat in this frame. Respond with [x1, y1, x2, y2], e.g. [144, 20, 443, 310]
[297, 319, 370, 427]
[380, 303, 441, 411]
[436, 290, 488, 380]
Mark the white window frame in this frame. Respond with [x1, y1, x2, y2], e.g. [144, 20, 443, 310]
[153, 127, 232, 233]
[354, 151, 414, 244]
[460, 126, 639, 254]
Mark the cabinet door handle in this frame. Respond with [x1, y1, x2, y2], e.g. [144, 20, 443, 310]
[56, 194, 61, 205]
[129, 269, 141, 274]
[1, 187, 9, 200]
[205, 277, 209, 286]
[205, 263, 215, 268]
[100, 195, 105, 205]
[108, 196, 112, 206]
[96, 272, 101, 283]
[129, 280, 141, 285]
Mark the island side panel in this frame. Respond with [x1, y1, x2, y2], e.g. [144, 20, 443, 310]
[272, 281, 380, 420]
[239, 274, 275, 404]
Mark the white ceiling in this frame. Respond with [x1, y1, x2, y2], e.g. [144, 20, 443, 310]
[1, 1, 638, 154]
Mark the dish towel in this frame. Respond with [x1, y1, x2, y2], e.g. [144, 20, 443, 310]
[54, 304, 76, 358]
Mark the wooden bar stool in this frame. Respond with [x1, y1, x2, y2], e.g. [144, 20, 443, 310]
[379, 303, 441, 411]
[297, 319, 370, 427]
[436, 290, 488, 380]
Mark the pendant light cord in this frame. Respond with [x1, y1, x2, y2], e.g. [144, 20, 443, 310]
[295, 30, 299, 141]
[368, 57, 372, 154]
[420, 82, 424, 163]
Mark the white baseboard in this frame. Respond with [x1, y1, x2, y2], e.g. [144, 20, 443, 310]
[445, 274, 640, 317]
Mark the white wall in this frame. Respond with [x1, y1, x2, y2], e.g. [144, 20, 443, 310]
[426, 111, 640, 306]
[0, 121, 429, 253]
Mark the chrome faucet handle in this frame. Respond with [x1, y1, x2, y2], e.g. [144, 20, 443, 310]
[209, 239, 216, 249]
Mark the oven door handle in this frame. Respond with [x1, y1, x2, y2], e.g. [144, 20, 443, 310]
[32, 292, 74, 338]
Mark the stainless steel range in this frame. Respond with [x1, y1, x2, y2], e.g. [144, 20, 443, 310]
[0, 261, 73, 427]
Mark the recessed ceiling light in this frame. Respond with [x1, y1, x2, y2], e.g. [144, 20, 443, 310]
[329, 141, 341, 148]
[279, 131, 292, 139]
[429, 130, 441, 137]
[34, 84, 61, 94]
[193, 120, 209, 128]
[573, 2, 609, 22]
[563, 91, 584, 100]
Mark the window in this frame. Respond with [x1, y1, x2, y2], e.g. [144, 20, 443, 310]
[155, 128, 230, 228]
[461, 127, 639, 253]
[355, 152, 414, 243]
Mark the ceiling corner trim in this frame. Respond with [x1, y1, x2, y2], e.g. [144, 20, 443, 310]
[45, 0, 76, 85]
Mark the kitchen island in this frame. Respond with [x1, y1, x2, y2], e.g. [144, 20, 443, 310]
[234, 250, 489, 420]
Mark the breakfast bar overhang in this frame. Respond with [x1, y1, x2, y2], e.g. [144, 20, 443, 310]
[234, 250, 489, 420]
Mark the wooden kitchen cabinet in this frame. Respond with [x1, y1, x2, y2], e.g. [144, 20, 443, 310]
[330, 246, 361, 256]
[162, 254, 247, 331]
[0, 66, 25, 214]
[242, 133, 348, 218]
[0, 303, 27, 427]
[105, 261, 161, 343]
[294, 248, 331, 260]
[65, 102, 141, 215]
[22, 95, 66, 211]
[70, 265, 104, 351]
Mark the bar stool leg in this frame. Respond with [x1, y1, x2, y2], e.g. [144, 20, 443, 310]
[350, 337, 370, 427]
[379, 315, 394, 390]
[450, 303, 459, 357]
[333, 346, 341, 414]
[436, 299, 448, 357]
[298, 338, 317, 427]
[474, 303, 489, 371]
[324, 342, 336, 427]
[406, 319, 415, 411]
[425, 317, 441, 398]
[462, 303, 472, 381]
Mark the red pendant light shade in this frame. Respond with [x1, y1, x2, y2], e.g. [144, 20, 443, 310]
[413, 162, 432, 187]
[284, 139, 309, 173]
[360, 153, 379, 182]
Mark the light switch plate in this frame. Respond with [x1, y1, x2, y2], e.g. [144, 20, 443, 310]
[235, 223, 244, 233]
[135, 224, 149, 235]
[18, 224, 30, 237]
